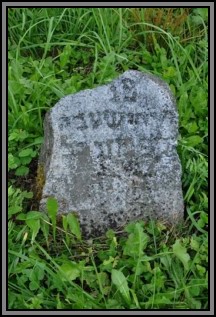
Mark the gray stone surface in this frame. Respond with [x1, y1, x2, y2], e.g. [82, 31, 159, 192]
[39, 70, 184, 238]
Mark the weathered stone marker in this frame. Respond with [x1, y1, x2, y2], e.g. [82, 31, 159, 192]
[39, 70, 184, 237]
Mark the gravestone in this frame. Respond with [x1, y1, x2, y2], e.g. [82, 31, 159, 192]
[39, 70, 184, 238]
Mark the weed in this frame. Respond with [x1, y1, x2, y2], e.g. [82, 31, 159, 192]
[8, 8, 208, 309]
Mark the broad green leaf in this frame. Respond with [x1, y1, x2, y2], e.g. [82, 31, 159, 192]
[60, 262, 80, 281]
[23, 191, 33, 199]
[8, 153, 19, 170]
[40, 214, 50, 246]
[47, 197, 58, 241]
[47, 197, 58, 219]
[191, 15, 204, 26]
[190, 237, 199, 251]
[124, 222, 149, 257]
[185, 135, 203, 147]
[190, 87, 207, 115]
[111, 269, 131, 304]
[140, 255, 155, 262]
[106, 298, 124, 309]
[97, 276, 110, 295]
[164, 66, 176, 79]
[185, 121, 198, 134]
[97, 272, 109, 287]
[102, 256, 115, 266]
[15, 166, 29, 176]
[62, 215, 68, 231]
[146, 294, 172, 307]
[187, 279, 201, 296]
[195, 8, 208, 21]
[20, 156, 32, 165]
[26, 296, 43, 309]
[31, 136, 44, 145]
[173, 239, 190, 271]
[60, 44, 72, 68]
[96, 272, 110, 295]
[9, 205, 22, 216]
[106, 229, 115, 239]
[62, 215, 70, 244]
[8, 131, 19, 141]
[16, 213, 27, 220]
[67, 213, 81, 240]
[29, 280, 39, 291]
[8, 129, 28, 141]
[26, 218, 40, 244]
[196, 265, 206, 276]
[178, 91, 188, 113]
[190, 299, 202, 310]
[18, 148, 34, 157]
[33, 265, 45, 281]
[197, 212, 208, 228]
[26, 211, 41, 220]
[8, 185, 15, 196]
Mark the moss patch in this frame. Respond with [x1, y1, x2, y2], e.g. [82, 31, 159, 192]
[35, 163, 46, 201]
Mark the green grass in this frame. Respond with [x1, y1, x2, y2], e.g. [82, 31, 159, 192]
[8, 8, 208, 309]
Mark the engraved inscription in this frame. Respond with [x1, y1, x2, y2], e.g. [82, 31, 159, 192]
[103, 110, 125, 128]
[89, 111, 102, 129]
[73, 112, 88, 130]
[58, 109, 164, 133]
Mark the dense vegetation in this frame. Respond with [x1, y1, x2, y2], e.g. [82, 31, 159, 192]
[8, 8, 208, 309]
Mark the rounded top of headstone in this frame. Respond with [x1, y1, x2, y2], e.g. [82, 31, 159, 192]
[47, 70, 177, 122]
[114, 70, 176, 106]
